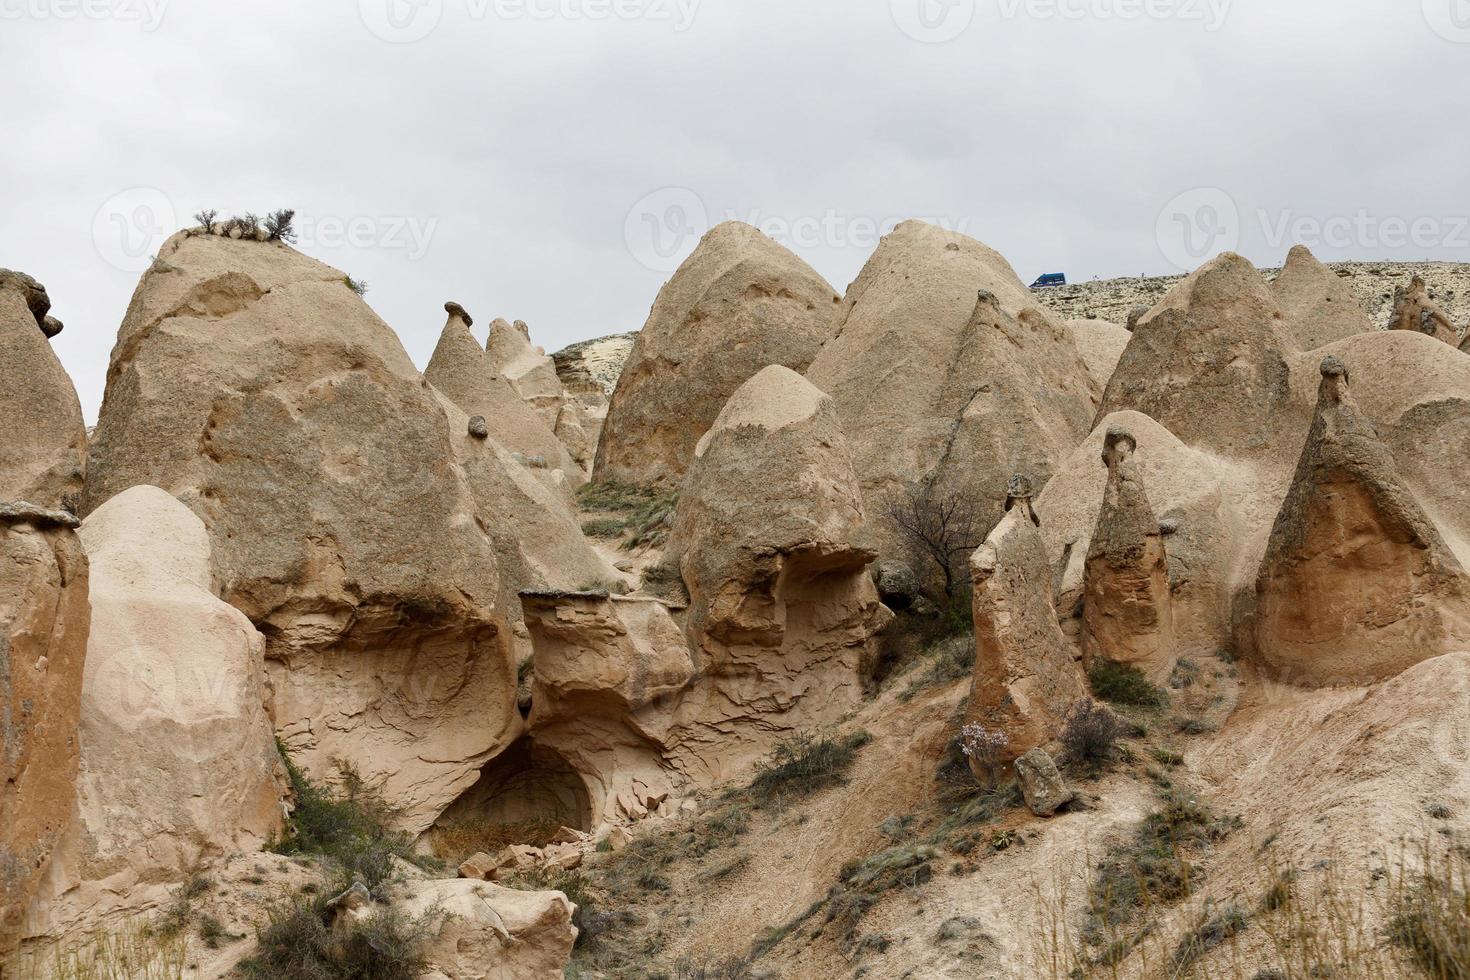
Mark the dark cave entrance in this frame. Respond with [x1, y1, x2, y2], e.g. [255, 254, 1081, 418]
[436, 736, 593, 833]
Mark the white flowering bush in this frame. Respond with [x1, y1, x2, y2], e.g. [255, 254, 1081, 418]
[959, 722, 1009, 787]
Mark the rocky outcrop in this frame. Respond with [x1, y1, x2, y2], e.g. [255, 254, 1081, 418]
[966, 478, 1086, 766]
[664, 366, 890, 780]
[0, 506, 88, 957]
[1066, 318, 1131, 397]
[82, 233, 519, 832]
[518, 592, 693, 826]
[485, 318, 597, 471]
[1101, 253, 1303, 460]
[1038, 411, 1237, 664]
[425, 304, 586, 492]
[1082, 427, 1177, 683]
[27, 487, 284, 936]
[400, 879, 577, 980]
[1387, 275, 1459, 346]
[1254, 356, 1470, 685]
[0, 272, 86, 511]
[805, 221, 1095, 559]
[1014, 748, 1073, 818]
[1270, 245, 1374, 350]
[595, 222, 842, 489]
[550, 332, 637, 460]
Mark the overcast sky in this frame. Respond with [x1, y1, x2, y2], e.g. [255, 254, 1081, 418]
[5, 0, 1469, 421]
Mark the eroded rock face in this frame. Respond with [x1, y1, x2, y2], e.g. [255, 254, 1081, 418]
[520, 592, 693, 825]
[966, 481, 1086, 766]
[425, 304, 586, 492]
[1038, 411, 1236, 665]
[1255, 356, 1470, 685]
[595, 222, 842, 489]
[486, 318, 598, 472]
[0, 507, 88, 957]
[83, 233, 518, 831]
[1066, 318, 1131, 397]
[1387, 275, 1459, 346]
[1082, 427, 1177, 684]
[29, 486, 284, 936]
[1101, 253, 1303, 459]
[805, 221, 1095, 558]
[1270, 245, 1374, 350]
[665, 366, 890, 780]
[0, 273, 86, 511]
[400, 879, 577, 980]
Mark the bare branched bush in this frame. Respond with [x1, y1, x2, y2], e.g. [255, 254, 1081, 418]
[1059, 698, 1125, 773]
[193, 209, 218, 232]
[882, 481, 984, 605]
[265, 208, 298, 243]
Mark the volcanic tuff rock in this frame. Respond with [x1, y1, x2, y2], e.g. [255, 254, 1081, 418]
[966, 479, 1086, 767]
[401, 879, 578, 980]
[665, 365, 890, 780]
[82, 232, 518, 831]
[1038, 411, 1237, 663]
[425, 304, 586, 492]
[521, 592, 694, 826]
[1065, 317, 1131, 397]
[1387, 274, 1461, 346]
[0, 507, 88, 957]
[1254, 356, 1470, 685]
[1269, 245, 1375, 350]
[1082, 426, 1177, 684]
[1101, 252, 1304, 460]
[485, 317, 598, 471]
[29, 486, 284, 936]
[0, 271, 86, 511]
[805, 221, 1095, 562]
[595, 222, 842, 489]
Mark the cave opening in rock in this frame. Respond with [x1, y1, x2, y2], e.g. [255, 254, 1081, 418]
[436, 736, 592, 834]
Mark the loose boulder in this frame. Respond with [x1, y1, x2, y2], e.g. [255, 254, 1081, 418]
[1014, 748, 1074, 818]
[966, 478, 1087, 766]
[1254, 356, 1470, 685]
[82, 232, 519, 831]
[595, 222, 842, 489]
[665, 365, 890, 780]
[400, 879, 577, 980]
[806, 221, 1095, 559]
[28, 486, 284, 936]
[1270, 245, 1374, 350]
[0, 271, 86, 511]
[0, 505, 88, 957]
[1082, 426, 1177, 684]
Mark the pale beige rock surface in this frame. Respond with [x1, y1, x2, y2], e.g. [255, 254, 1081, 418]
[485, 318, 598, 471]
[424, 304, 585, 491]
[805, 221, 1095, 559]
[595, 222, 842, 489]
[0, 273, 86, 511]
[1065, 317, 1131, 396]
[27, 486, 284, 937]
[1269, 244, 1375, 350]
[1082, 426, 1177, 684]
[399, 879, 577, 980]
[1387, 274, 1460, 346]
[966, 485, 1086, 766]
[664, 365, 890, 781]
[0, 508, 88, 957]
[82, 232, 518, 832]
[1254, 357, 1470, 686]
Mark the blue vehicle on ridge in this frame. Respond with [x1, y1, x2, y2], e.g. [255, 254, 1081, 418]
[1031, 272, 1067, 288]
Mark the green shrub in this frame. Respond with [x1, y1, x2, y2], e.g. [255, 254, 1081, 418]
[1088, 660, 1168, 710]
[269, 749, 420, 893]
[749, 731, 871, 804]
[238, 895, 429, 980]
[1171, 903, 1249, 971]
[580, 518, 626, 539]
